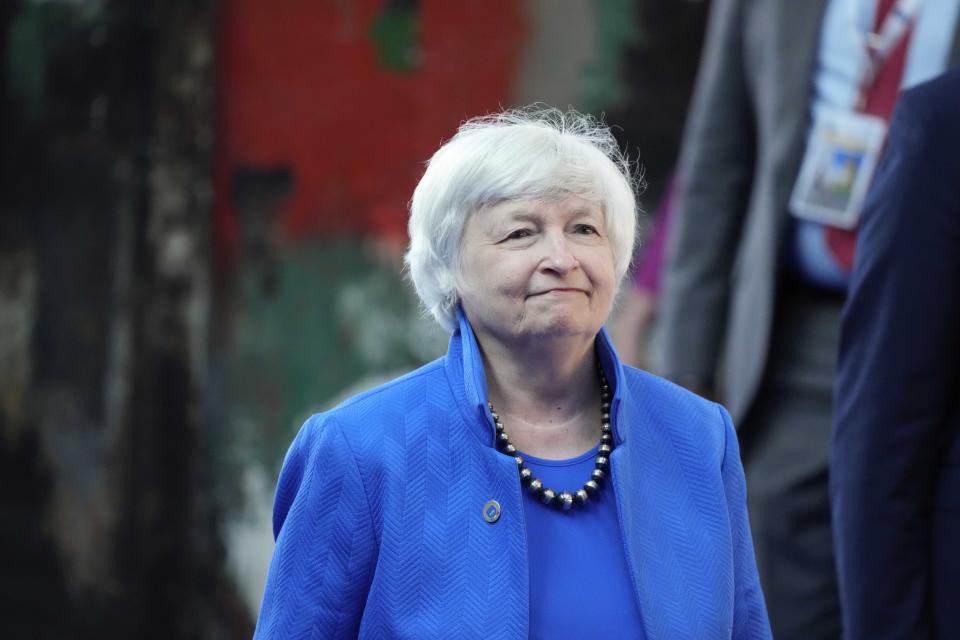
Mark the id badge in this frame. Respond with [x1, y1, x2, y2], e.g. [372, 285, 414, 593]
[789, 108, 887, 230]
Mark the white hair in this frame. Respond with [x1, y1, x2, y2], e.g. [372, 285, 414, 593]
[405, 106, 640, 333]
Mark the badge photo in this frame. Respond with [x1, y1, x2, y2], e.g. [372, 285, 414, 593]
[790, 108, 887, 230]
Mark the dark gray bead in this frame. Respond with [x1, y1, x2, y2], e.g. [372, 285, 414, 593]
[504, 443, 517, 455]
[520, 468, 533, 484]
[601, 432, 613, 445]
[584, 480, 599, 494]
[591, 468, 605, 482]
[514, 455, 524, 467]
[529, 478, 543, 495]
[558, 492, 574, 510]
[595, 456, 609, 469]
[497, 432, 510, 446]
[540, 488, 556, 505]
[575, 489, 589, 504]
[495, 421, 504, 431]
[598, 444, 612, 456]
[601, 422, 612, 433]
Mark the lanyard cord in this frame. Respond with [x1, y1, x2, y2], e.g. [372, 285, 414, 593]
[854, 0, 924, 101]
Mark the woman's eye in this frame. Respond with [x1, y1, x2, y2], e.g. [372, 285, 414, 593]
[506, 229, 532, 240]
[574, 224, 598, 235]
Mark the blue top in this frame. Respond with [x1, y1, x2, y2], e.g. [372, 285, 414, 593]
[521, 446, 646, 639]
[254, 308, 772, 638]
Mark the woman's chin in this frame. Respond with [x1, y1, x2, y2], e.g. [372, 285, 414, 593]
[516, 316, 599, 341]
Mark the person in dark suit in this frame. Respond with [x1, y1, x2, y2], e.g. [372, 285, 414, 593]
[831, 68, 960, 640]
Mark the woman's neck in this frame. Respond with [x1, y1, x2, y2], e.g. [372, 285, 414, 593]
[479, 335, 603, 459]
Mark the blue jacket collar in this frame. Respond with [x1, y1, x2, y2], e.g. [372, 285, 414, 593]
[443, 306, 627, 447]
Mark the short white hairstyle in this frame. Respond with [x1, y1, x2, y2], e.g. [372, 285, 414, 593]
[405, 106, 640, 333]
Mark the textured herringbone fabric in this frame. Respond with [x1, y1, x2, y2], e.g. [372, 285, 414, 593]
[254, 311, 772, 639]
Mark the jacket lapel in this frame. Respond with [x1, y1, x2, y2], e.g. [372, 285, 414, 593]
[767, 0, 829, 241]
[612, 387, 732, 638]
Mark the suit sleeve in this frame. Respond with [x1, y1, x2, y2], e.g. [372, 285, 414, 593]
[719, 404, 773, 639]
[830, 79, 960, 640]
[660, 0, 756, 388]
[254, 414, 378, 639]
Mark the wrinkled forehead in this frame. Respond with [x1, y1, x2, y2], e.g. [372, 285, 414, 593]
[482, 194, 603, 218]
[465, 195, 607, 240]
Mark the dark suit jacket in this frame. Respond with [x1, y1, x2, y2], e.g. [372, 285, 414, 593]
[831, 68, 960, 640]
[661, 0, 960, 422]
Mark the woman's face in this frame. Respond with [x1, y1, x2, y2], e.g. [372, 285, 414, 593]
[458, 195, 616, 349]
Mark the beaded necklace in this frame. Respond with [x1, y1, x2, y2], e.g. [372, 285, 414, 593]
[488, 370, 613, 511]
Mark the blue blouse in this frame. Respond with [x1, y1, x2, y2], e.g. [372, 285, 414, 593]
[522, 446, 646, 639]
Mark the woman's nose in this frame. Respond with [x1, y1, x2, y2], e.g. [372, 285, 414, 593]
[541, 233, 578, 274]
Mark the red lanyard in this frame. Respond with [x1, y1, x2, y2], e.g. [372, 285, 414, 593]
[855, 0, 923, 109]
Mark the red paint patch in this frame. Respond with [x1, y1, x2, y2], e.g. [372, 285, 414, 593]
[215, 0, 527, 265]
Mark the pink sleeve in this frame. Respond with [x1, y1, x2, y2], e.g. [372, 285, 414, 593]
[633, 174, 680, 294]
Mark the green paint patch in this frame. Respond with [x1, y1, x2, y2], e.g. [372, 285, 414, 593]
[224, 236, 446, 474]
[368, 5, 419, 74]
[582, 0, 642, 111]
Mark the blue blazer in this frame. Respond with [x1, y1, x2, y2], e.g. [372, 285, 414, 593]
[832, 69, 960, 639]
[255, 311, 771, 638]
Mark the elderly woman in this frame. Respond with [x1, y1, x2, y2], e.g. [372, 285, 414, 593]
[254, 108, 771, 639]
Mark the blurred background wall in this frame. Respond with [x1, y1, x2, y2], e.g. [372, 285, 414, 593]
[0, 0, 707, 637]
